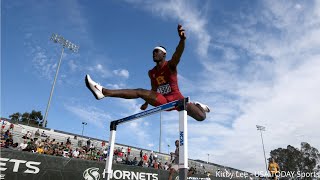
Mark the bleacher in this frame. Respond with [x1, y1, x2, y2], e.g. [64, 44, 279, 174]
[2, 120, 256, 178]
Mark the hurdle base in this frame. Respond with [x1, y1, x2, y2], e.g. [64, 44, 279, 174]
[179, 168, 188, 180]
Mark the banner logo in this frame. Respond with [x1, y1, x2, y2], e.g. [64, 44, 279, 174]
[83, 167, 100, 180]
[179, 131, 184, 146]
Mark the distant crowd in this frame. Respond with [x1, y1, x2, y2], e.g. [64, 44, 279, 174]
[0, 121, 201, 174]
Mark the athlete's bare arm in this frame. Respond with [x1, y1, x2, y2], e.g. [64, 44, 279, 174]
[168, 24, 186, 70]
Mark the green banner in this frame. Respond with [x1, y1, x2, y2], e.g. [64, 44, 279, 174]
[1, 149, 250, 180]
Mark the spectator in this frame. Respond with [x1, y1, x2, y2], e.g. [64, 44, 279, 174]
[3, 130, 10, 140]
[9, 142, 19, 150]
[153, 160, 159, 169]
[72, 148, 80, 158]
[35, 138, 42, 147]
[132, 157, 138, 166]
[103, 148, 108, 158]
[158, 162, 163, 170]
[74, 135, 77, 140]
[101, 141, 106, 147]
[36, 145, 45, 154]
[149, 152, 154, 166]
[22, 131, 32, 139]
[1, 120, 6, 130]
[125, 156, 130, 165]
[35, 129, 40, 138]
[86, 138, 91, 149]
[59, 142, 65, 151]
[143, 153, 148, 164]
[2, 139, 10, 148]
[90, 144, 95, 151]
[138, 159, 143, 167]
[168, 140, 194, 180]
[268, 158, 280, 180]
[127, 146, 131, 156]
[140, 149, 143, 158]
[25, 139, 34, 152]
[18, 140, 28, 151]
[41, 131, 47, 137]
[164, 162, 169, 170]
[9, 123, 14, 131]
[77, 139, 83, 147]
[26, 131, 32, 139]
[66, 137, 71, 145]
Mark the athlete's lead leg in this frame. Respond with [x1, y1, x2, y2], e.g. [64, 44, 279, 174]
[85, 74, 159, 106]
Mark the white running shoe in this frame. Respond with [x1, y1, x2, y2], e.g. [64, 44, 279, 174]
[193, 101, 211, 113]
[85, 74, 104, 100]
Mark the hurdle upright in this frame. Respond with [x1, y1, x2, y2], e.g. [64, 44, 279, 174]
[104, 97, 189, 180]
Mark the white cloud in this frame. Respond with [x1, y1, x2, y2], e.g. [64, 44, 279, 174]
[68, 59, 78, 72]
[64, 104, 112, 128]
[128, 0, 320, 173]
[88, 63, 112, 78]
[126, 0, 211, 58]
[295, 4, 302, 10]
[113, 69, 129, 79]
[185, 0, 320, 172]
[32, 49, 57, 80]
[148, 143, 155, 148]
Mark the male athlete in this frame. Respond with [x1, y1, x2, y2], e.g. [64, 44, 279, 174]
[85, 24, 210, 121]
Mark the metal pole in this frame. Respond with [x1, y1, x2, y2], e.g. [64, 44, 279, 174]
[105, 129, 117, 180]
[257, 125, 268, 178]
[82, 123, 85, 136]
[207, 154, 209, 163]
[27, 114, 30, 126]
[82, 122, 87, 136]
[260, 130, 268, 174]
[43, 47, 64, 127]
[159, 112, 162, 153]
[43, 33, 79, 127]
[179, 109, 188, 180]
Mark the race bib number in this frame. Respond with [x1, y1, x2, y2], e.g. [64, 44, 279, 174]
[157, 84, 172, 94]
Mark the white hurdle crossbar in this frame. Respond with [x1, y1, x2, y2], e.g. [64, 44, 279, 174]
[104, 97, 189, 180]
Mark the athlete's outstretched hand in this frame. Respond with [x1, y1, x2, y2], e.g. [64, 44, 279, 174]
[140, 102, 148, 110]
[177, 24, 186, 40]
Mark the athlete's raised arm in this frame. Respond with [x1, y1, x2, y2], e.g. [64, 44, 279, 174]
[168, 24, 186, 70]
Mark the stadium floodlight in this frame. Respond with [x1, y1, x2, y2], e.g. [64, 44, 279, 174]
[82, 122, 88, 136]
[43, 33, 79, 127]
[256, 125, 268, 175]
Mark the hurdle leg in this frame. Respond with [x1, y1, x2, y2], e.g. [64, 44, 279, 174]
[179, 109, 188, 180]
[104, 130, 116, 180]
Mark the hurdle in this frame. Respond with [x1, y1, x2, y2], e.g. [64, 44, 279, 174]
[104, 97, 189, 180]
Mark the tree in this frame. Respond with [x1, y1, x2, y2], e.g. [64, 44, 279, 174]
[9, 112, 21, 123]
[270, 143, 320, 180]
[29, 110, 43, 126]
[8, 110, 44, 127]
[21, 112, 30, 123]
[301, 142, 320, 174]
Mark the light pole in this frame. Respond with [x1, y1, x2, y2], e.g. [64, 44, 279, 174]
[167, 144, 170, 154]
[256, 125, 268, 175]
[82, 122, 87, 136]
[159, 112, 162, 153]
[207, 153, 210, 163]
[43, 33, 79, 127]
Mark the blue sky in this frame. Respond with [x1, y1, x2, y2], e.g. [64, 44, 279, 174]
[2, 0, 320, 173]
